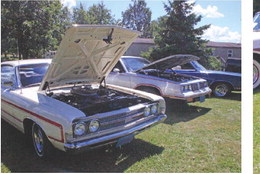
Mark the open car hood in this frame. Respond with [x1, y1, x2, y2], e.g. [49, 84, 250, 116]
[137, 54, 200, 72]
[39, 25, 140, 90]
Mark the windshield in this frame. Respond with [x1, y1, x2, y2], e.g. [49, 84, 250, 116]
[254, 12, 260, 31]
[122, 57, 150, 72]
[191, 61, 207, 71]
[19, 63, 49, 87]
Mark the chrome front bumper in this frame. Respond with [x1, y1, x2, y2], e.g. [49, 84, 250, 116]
[64, 114, 167, 152]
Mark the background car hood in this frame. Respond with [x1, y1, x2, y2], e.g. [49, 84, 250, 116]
[202, 70, 241, 77]
[137, 54, 200, 72]
[39, 25, 140, 90]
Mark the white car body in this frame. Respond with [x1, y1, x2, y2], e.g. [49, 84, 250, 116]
[106, 55, 212, 102]
[1, 25, 167, 157]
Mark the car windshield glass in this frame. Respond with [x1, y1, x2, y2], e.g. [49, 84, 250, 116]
[19, 63, 49, 87]
[192, 61, 207, 71]
[122, 58, 150, 72]
[254, 12, 260, 31]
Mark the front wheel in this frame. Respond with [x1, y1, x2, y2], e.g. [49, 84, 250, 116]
[211, 83, 231, 97]
[32, 123, 52, 158]
[254, 59, 260, 89]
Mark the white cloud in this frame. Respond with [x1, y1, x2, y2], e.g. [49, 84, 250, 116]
[203, 25, 241, 43]
[60, 0, 76, 9]
[193, 5, 224, 18]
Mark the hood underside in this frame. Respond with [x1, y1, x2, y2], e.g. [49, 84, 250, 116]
[40, 25, 140, 90]
[137, 54, 200, 72]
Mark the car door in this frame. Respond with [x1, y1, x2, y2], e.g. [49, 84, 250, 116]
[1, 64, 20, 124]
[106, 61, 131, 88]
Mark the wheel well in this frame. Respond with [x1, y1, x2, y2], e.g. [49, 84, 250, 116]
[136, 85, 161, 95]
[23, 119, 34, 137]
[210, 81, 233, 90]
[254, 53, 260, 63]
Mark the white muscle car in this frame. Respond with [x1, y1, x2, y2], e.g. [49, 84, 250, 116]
[106, 55, 212, 103]
[1, 25, 167, 158]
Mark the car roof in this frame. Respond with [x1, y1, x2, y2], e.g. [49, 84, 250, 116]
[1, 59, 52, 67]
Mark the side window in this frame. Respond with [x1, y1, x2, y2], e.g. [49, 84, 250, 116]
[112, 62, 125, 73]
[1, 65, 17, 89]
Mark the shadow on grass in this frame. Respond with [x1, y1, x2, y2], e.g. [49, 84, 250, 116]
[1, 120, 164, 172]
[164, 99, 211, 125]
[210, 91, 241, 101]
[254, 86, 260, 94]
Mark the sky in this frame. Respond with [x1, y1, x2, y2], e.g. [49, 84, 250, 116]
[60, 0, 241, 43]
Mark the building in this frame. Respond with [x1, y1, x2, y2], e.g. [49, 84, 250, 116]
[124, 38, 241, 63]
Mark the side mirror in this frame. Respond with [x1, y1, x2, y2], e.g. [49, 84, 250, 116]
[3, 81, 14, 87]
[113, 68, 120, 73]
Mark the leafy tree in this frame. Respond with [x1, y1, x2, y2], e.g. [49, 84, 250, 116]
[1, 1, 71, 59]
[142, 0, 220, 69]
[88, 1, 115, 24]
[122, 0, 152, 38]
[72, 3, 89, 24]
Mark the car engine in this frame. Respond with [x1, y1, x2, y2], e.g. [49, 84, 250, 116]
[51, 85, 149, 116]
[139, 69, 198, 82]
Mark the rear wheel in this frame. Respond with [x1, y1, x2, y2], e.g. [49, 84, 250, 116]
[32, 123, 52, 158]
[254, 59, 260, 89]
[211, 82, 231, 97]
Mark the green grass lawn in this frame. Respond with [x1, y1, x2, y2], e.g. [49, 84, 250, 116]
[254, 88, 260, 173]
[1, 93, 241, 173]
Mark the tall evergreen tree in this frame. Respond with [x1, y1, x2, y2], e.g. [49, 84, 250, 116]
[88, 2, 115, 24]
[144, 0, 219, 69]
[72, 3, 89, 24]
[122, 0, 152, 38]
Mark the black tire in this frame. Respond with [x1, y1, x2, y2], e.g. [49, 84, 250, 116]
[138, 87, 161, 96]
[211, 82, 232, 97]
[32, 123, 53, 159]
[254, 59, 260, 89]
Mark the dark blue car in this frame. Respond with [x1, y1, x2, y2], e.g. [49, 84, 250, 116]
[173, 60, 241, 97]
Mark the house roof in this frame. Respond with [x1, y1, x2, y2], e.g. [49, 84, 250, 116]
[133, 38, 241, 49]
[206, 41, 241, 48]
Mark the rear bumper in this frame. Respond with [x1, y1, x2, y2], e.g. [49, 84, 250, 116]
[64, 114, 167, 152]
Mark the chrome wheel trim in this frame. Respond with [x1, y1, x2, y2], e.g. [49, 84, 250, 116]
[214, 84, 229, 97]
[32, 124, 44, 157]
[254, 64, 260, 85]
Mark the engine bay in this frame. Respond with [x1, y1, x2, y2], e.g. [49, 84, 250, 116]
[50, 85, 149, 116]
[139, 69, 198, 82]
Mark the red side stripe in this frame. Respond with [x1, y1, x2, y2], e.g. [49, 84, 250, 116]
[1, 99, 64, 143]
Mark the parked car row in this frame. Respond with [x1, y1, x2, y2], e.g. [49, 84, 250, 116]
[1, 25, 241, 159]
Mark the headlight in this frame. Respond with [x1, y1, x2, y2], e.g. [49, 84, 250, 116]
[144, 106, 151, 117]
[74, 122, 86, 136]
[89, 119, 100, 132]
[151, 104, 158, 114]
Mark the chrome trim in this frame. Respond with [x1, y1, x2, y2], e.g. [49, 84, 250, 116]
[64, 114, 166, 151]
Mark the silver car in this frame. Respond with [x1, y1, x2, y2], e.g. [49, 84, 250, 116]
[106, 55, 212, 103]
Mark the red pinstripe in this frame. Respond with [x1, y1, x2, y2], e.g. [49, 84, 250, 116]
[1, 99, 64, 143]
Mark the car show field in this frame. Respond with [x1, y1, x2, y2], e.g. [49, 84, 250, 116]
[1, 93, 241, 173]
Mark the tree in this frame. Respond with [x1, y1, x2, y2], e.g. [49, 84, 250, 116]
[72, 3, 89, 24]
[142, 0, 220, 69]
[1, 1, 71, 59]
[87, 2, 115, 24]
[122, 0, 152, 38]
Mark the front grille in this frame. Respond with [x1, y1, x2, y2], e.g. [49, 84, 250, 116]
[191, 83, 199, 91]
[99, 108, 144, 131]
